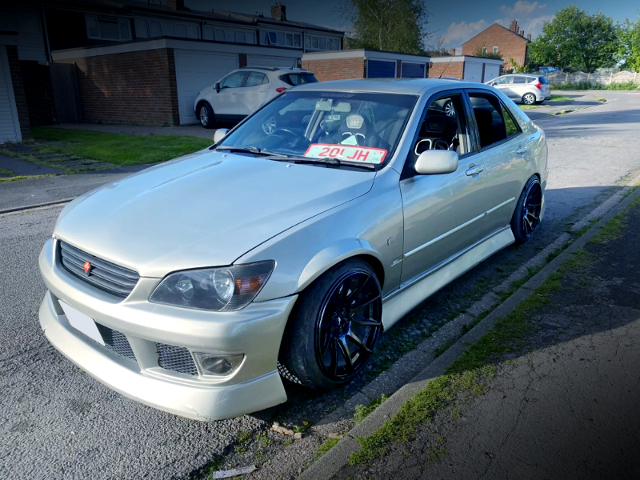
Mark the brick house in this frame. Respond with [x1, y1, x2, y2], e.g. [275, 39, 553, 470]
[0, 0, 344, 137]
[462, 20, 531, 71]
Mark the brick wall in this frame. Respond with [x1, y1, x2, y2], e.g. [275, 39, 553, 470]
[462, 24, 528, 69]
[5, 45, 31, 140]
[56, 48, 180, 126]
[302, 57, 365, 82]
[428, 61, 464, 79]
[20, 61, 57, 126]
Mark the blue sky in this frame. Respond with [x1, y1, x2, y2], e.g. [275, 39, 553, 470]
[184, 0, 640, 49]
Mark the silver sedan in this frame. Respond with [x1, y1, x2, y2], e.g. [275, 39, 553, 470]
[38, 79, 548, 420]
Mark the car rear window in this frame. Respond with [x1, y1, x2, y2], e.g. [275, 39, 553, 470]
[279, 73, 318, 86]
[538, 76, 549, 85]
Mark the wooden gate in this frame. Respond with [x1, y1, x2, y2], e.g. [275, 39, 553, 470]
[50, 63, 83, 123]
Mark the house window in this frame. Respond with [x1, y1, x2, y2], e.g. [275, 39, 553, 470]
[306, 35, 340, 51]
[264, 30, 301, 48]
[86, 15, 131, 41]
[481, 46, 487, 54]
[492, 46, 499, 54]
[148, 21, 162, 37]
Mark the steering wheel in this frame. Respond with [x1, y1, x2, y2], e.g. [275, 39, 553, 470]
[269, 128, 309, 148]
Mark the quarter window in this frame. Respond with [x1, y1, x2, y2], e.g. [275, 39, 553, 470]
[501, 104, 522, 138]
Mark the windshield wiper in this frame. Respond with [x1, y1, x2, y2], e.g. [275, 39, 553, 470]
[267, 155, 376, 170]
[215, 145, 266, 154]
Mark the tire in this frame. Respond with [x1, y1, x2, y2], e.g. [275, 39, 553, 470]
[280, 258, 383, 390]
[522, 93, 536, 105]
[197, 102, 215, 129]
[511, 176, 543, 244]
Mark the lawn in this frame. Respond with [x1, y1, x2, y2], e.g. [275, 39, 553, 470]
[549, 94, 574, 102]
[31, 128, 212, 166]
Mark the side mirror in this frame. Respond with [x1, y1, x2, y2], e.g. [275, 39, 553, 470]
[414, 150, 458, 175]
[215, 83, 221, 93]
[213, 128, 229, 144]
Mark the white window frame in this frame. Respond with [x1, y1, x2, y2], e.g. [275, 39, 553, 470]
[492, 46, 499, 54]
[86, 15, 131, 41]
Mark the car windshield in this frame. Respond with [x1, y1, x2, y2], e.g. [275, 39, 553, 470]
[217, 91, 418, 168]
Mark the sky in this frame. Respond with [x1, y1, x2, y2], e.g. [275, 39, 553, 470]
[182, 0, 640, 50]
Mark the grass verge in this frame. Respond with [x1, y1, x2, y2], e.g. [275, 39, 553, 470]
[549, 95, 574, 102]
[550, 81, 640, 91]
[316, 438, 341, 459]
[31, 127, 212, 166]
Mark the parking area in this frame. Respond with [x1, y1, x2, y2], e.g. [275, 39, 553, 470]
[1, 90, 640, 478]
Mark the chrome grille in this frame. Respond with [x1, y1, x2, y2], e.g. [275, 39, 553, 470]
[96, 324, 136, 361]
[157, 343, 198, 376]
[58, 241, 139, 298]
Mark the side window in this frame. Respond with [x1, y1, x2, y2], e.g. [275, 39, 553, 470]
[246, 72, 268, 87]
[469, 94, 509, 149]
[501, 104, 522, 138]
[513, 76, 526, 84]
[221, 72, 246, 88]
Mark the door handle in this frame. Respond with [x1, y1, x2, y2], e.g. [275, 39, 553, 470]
[465, 165, 484, 176]
[516, 146, 527, 155]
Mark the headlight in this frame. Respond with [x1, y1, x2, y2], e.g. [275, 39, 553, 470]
[149, 261, 275, 311]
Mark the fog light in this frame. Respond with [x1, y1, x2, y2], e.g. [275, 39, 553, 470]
[194, 353, 244, 376]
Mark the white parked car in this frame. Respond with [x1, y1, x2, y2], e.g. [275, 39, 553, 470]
[194, 67, 318, 128]
[486, 74, 551, 105]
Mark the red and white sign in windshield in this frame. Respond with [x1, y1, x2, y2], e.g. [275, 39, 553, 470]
[303, 144, 387, 164]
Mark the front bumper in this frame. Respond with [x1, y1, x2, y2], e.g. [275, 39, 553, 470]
[39, 238, 297, 421]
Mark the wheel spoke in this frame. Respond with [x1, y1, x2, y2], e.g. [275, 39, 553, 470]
[352, 317, 383, 327]
[329, 339, 339, 377]
[347, 330, 372, 353]
[337, 338, 354, 374]
[351, 293, 381, 310]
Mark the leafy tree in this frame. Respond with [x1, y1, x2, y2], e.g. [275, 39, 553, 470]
[473, 44, 503, 60]
[618, 18, 640, 72]
[528, 5, 618, 73]
[339, 0, 429, 54]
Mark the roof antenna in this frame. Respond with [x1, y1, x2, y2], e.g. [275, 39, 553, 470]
[438, 57, 454, 79]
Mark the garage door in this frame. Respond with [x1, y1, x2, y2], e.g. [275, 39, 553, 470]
[463, 62, 483, 83]
[367, 60, 395, 78]
[247, 55, 297, 69]
[174, 50, 238, 125]
[483, 64, 501, 83]
[0, 47, 21, 143]
[401, 62, 425, 78]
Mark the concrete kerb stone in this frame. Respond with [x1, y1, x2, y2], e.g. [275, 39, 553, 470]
[0, 199, 73, 216]
[299, 182, 640, 480]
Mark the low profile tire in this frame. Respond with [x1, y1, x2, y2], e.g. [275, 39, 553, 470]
[280, 259, 383, 390]
[511, 176, 543, 244]
[522, 93, 536, 105]
[197, 102, 215, 129]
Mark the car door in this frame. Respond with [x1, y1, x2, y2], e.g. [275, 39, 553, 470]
[399, 91, 488, 286]
[238, 71, 269, 115]
[212, 71, 246, 116]
[465, 90, 535, 234]
[492, 76, 515, 99]
[510, 75, 528, 100]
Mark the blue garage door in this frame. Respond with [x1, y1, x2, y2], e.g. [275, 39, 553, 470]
[401, 62, 425, 78]
[367, 60, 395, 78]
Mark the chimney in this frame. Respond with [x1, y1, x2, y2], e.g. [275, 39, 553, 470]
[166, 0, 185, 10]
[527, 33, 532, 41]
[449, 47, 455, 56]
[271, 2, 287, 21]
[509, 19, 518, 32]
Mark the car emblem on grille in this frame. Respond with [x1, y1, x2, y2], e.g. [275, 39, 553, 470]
[83, 261, 92, 275]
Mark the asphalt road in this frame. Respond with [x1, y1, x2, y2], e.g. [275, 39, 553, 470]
[1, 91, 640, 479]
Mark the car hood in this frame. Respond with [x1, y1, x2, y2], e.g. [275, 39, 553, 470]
[54, 150, 375, 278]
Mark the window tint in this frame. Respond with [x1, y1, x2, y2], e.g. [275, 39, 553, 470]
[513, 76, 526, 84]
[246, 72, 268, 86]
[501, 104, 521, 138]
[280, 73, 319, 86]
[221, 72, 246, 88]
[469, 94, 508, 149]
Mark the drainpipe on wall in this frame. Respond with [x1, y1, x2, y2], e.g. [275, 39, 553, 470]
[41, 6, 53, 64]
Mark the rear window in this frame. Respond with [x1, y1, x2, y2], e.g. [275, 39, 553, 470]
[538, 76, 549, 85]
[279, 73, 318, 86]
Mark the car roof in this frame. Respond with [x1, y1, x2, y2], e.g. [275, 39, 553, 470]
[239, 67, 313, 74]
[291, 78, 493, 95]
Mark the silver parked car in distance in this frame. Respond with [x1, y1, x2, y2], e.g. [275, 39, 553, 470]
[486, 74, 551, 104]
[39, 78, 549, 421]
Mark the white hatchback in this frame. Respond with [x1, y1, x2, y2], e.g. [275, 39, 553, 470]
[194, 67, 318, 128]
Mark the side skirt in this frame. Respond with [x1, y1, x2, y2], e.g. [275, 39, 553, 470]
[381, 226, 515, 330]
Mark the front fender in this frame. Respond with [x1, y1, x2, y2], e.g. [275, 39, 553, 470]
[296, 239, 384, 293]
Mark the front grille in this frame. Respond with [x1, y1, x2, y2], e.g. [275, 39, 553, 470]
[96, 324, 136, 361]
[157, 343, 198, 376]
[58, 241, 139, 298]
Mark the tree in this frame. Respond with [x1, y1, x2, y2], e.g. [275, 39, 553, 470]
[618, 18, 640, 72]
[528, 5, 618, 72]
[339, 0, 429, 54]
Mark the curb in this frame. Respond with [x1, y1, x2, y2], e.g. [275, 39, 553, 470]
[0, 198, 73, 216]
[298, 182, 640, 480]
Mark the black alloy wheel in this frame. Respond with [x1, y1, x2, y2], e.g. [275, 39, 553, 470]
[280, 259, 383, 389]
[512, 176, 542, 244]
[315, 270, 382, 381]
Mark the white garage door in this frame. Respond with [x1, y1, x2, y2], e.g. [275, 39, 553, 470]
[247, 55, 297, 69]
[463, 62, 484, 83]
[483, 64, 501, 83]
[0, 47, 21, 144]
[174, 50, 238, 124]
